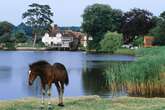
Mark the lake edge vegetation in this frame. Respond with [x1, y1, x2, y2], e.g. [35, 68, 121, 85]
[105, 46, 165, 97]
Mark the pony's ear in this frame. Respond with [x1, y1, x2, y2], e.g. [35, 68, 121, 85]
[29, 64, 32, 68]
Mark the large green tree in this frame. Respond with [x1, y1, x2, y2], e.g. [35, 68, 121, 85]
[82, 4, 123, 50]
[17, 23, 33, 36]
[149, 11, 165, 45]
[0, 21, 15, 48]
[0, 21, 14, 36]
[121, 8, 156, 44]
[22, 3, 53, 47]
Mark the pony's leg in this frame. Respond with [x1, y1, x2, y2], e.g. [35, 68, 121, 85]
[60, 82, 64, 106]
[47, 86, 52, 105]
[40, 89, 46, 109]
[47, 87, 52, 109]
[58, 81, 64, 106]
[41, 82, 46, 107]
[41, 89, 46, 104]
[55, 82, 61, 105]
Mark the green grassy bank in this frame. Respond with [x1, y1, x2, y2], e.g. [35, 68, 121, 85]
[0, 96, 165, 110]
[114, 48, 135, 56]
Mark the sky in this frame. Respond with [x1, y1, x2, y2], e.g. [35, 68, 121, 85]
[0, 0, 165, 26]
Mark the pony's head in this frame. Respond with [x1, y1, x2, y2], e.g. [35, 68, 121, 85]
[28, 60, 50, 86]
[28, 64, 38, 85]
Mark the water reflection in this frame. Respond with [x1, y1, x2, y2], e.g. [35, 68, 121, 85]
[0, 66, 12, 82]
[82, 66, 108, 97]
[23, 77, 41, 97]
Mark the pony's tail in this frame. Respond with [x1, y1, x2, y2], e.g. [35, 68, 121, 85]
[64, 67, 69, 86]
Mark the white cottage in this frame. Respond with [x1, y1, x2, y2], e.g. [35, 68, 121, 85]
[42, 32, 73, 48]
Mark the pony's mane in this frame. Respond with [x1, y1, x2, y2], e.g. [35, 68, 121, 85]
[31, 60, 50, 67]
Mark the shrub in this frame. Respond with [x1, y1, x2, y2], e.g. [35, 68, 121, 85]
[5, 42, 16, 50]
[100, 32, 123, 53]
[15, 32, 27, 43]
[132, 36, 144, 47]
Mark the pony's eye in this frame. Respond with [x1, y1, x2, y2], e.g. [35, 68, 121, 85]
[28, 70, 31, 74]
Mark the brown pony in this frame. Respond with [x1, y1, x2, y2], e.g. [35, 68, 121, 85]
[28, 60, 69, 107]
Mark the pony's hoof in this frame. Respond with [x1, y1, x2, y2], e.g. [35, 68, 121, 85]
[40, 104, 45, 109]
[58, 103, 64, 107]
[48, 104, 52, 110]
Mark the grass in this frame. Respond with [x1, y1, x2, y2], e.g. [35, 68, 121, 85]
[0, 96, 165, 110]
[135, 46, 165, 57]
[86, 48, 135, 55]
[115, 48, 135, 56]
[105, 46, 165, 97]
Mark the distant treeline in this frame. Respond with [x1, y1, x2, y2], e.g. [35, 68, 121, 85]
[15, 23, 80, 36]
[0, 21, 80, 49]
[60, 26, 80, 32]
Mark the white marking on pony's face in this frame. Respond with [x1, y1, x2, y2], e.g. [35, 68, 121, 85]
[28, 70, 31, 75]
[28, 70, 31, 81]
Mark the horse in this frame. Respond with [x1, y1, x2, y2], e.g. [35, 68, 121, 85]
[28, 60, 69, 107]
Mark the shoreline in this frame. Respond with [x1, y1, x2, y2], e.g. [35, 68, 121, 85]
[0, 95, 100, 102]
[0, 47, 135, 56]
[0, 96, 165, 110]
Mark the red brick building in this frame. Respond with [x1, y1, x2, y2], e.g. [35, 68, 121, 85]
[144, 36, 155, 47]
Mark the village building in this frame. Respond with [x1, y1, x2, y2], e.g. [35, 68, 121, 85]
[144, 36, 155, 47]
[42, 24, 87, 50]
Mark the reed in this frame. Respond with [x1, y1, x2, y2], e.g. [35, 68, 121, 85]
[125, 55, 165, 97]
[105, 46, 165, 97]
[104, 63, 128, 94]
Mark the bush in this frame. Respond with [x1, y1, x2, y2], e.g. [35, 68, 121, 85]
[15, 32, 27, 43]
[132, 36, 143, 47]
[5, 42, 15, 50]
[100, 32, 123, 53]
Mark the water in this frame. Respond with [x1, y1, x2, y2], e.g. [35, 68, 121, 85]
[0, 51, 135, 100]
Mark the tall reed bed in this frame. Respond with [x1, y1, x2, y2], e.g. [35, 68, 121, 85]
[105, 46, 165, 97]
[104, 62, 128, 94]
[124, 55, 165, 97]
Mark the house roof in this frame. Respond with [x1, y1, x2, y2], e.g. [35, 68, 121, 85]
[48, 24, 85, 40]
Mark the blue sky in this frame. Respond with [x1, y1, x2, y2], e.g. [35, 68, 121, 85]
[0, 0, 165, 26]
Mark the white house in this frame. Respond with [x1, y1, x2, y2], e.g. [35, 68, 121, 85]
[42, 24, 92, 49]
[42, 32, 73, 48]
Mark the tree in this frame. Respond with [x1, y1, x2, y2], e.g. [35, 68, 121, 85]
[0, 33, 16, 49]
[149, 11, 165, 45]
[17, 23, 33, 36]
[121, 8, 156, 44]
[0, 21, 16, 49]
[111, 9, 123, 32]
[0, 21, 14, 36]
[100, 32, 123, 53]
[22, 3, 53, 47]
[15, 32, 27, 43]
[82, 4, 123, 50]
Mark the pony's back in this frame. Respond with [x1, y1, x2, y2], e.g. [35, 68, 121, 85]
[31, 60, 51, 67]
[53, 63, 69, 85]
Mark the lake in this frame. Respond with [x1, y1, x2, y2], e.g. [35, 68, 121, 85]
[0, 51, 135, 100]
